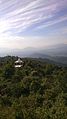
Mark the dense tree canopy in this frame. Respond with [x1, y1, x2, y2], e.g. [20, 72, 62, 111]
[0, 56, 67, 119]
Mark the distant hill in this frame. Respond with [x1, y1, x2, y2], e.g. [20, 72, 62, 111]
[0, 44, 67, 56]
[41, 43, 67, 56]
[29, 44, 67, 65]
[0, 44, 67, 65]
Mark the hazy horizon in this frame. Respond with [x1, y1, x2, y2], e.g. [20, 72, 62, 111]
[0, 0, 67, 49]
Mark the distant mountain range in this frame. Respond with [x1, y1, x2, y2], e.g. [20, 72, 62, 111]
[0, 44, 67, 65]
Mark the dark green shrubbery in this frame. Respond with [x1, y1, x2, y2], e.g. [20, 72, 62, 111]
[0, 56, 67, 119]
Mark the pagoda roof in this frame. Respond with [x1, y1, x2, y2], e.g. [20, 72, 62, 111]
[15, 58, 23, 63]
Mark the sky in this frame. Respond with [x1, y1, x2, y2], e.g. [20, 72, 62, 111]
[0, 0, 67, 49]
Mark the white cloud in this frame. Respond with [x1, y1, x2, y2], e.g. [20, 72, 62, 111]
[0, 0, 67, 35]
[0, 33, 66, 49]
[36, 15, 67, 29]
[0, 0, 67, 49]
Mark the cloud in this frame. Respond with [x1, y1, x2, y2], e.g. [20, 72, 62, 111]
[36, 15, 67, 29]
[0, 34, 66, 49]
[60, 27, 67, 35]
[0, 0, 67, 35]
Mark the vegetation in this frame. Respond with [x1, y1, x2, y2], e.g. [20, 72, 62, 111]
[0, 56, 67, 119]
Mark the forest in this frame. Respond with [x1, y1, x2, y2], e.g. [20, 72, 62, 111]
[0, 56, 67, 119]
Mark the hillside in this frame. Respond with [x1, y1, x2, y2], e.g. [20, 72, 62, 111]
[0, 44, 67, 65]
[0, 56, 67, 119]
[0, 44, 67, 57]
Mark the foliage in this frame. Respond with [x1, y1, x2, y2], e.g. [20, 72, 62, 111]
[0, 56, 67, 119]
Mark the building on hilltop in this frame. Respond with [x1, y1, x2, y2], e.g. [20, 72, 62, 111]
[15, 58, 23, 68]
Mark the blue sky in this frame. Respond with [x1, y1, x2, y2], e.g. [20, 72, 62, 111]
[0, 0, 67, 49]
